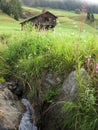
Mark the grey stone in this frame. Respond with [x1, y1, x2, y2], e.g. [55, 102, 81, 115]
[42, 73, 61, 89]
[35, 68, 88, 130]
[0, 83, 24, 130]
[62, 68, 88, 101]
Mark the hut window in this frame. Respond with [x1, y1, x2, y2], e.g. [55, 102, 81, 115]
[49, 18, 52, 21]
[44, 17, 49, 21]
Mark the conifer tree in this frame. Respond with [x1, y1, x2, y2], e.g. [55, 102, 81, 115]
[0, 0, 22, 20]
[90, 13, 94, 22]
[86, 12, 90, 21]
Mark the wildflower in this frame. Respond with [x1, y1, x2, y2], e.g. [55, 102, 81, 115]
[95, 63, 98, 73]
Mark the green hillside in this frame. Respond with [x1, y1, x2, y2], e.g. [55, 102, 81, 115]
[0, 10, 20, 32]
[20, 6, 98, 36]
[0, 6, 98, 37]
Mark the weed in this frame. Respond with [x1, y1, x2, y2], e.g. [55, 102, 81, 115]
[0, 77, 5, 83]
[62, 64, 98, 130]
[62, 86, 98, 130]
[44, 87, 60, 103]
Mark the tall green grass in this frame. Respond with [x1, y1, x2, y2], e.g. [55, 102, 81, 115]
[0, 27, 98, 130]
[0, 11, 20, 32]
[0, 28, 98, 79]
[62, 67, 98, 130]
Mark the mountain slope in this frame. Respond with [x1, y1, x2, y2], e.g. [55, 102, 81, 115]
[0, 10, 20, 32]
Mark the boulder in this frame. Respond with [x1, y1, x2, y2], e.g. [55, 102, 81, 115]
[39, 68, 88, 130]
[0, 83, 24, 130]
[62, 68, 88, 101]
[42, 73, 62, 89]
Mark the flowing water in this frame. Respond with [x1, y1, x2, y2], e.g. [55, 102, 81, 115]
[19, 98, 37, 130]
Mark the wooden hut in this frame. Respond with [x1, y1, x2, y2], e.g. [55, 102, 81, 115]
[20, 11, 57, 30]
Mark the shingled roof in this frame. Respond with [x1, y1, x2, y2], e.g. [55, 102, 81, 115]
[20, 11, 57, 24]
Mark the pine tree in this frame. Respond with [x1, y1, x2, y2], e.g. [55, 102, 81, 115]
[86, 12, 90, 21]
[0, 0, 22, 20]
[90, 13, 94, 22]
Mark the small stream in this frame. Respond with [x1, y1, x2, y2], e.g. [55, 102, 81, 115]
[19, 98, 37, 130]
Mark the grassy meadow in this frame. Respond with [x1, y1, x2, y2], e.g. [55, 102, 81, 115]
[0, 7, 98, 130]
[0, 6, 98, 34]
[0, 11, 21, 32]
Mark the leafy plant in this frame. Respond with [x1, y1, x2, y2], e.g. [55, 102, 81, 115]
[0, 77, 5, 83]
[44, 88, 60, 103]
[62, 86, 98, 130]
[62, 65, 98, 130]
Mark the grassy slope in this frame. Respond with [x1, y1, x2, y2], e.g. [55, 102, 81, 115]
[0, 6, 98, 36]
[20, 7, 98, 39]
[0, 10, 21, 32]
[22, 6, 41, 13]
